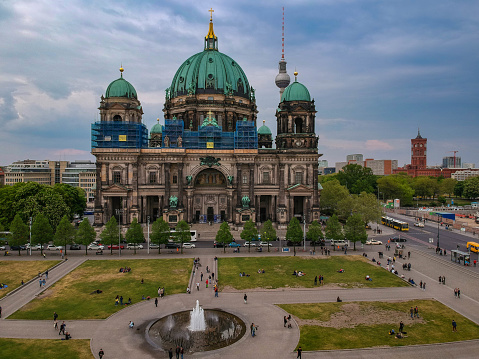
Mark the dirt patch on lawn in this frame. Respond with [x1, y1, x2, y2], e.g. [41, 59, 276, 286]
[295, 302, 425, 328]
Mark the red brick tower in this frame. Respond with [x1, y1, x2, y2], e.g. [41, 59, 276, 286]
[411, 129, 427, 169]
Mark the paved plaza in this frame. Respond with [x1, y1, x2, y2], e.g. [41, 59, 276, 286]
[1, 227, 479, 358]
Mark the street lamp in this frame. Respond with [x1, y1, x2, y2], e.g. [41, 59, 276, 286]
[437, 214, 441, 251]
[303, 215, 306, 252]
[147, 216, 150, 255]
[115, 208, 125, 257]
[29, 217, 32, 256]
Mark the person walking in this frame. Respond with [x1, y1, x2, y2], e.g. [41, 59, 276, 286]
[98, 349, 104, 359]
[457, 288, 461, 298]
[284, 316, 288, 327]
[168, 348, 173, 359]
[314, 276, 317, 285]
[54, 312, 58, 321]
[59, 321, 66, 335]
[201, 272, 203, 281]
[297, 346, 302, 358]
[180, 346, 184, 359]
[423, 282, 426, 290]
[175, 345, 180, 359]
[196, 282, 200, 291]
[54, 320, 58, 330]
[452, 319, 457, 332]
[410, 307, 414, 319]
[399, 321, 404, 333]
[244, 293, 247, 304]
[214, 286, 218, 297]
[454, 288, 457, 298]
[45, 269, 49, 279]
[206, 279, 209, 288]
[0, 306, 2, 318]
[155, 298, 158, 307]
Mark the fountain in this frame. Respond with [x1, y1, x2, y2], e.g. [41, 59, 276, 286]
[189, 300, 206, 331]
[147, 300, 246, 353]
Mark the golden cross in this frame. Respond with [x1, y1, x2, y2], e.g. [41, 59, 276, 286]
[208, 8, 214, 20]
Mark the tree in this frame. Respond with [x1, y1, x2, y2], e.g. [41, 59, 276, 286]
[306, 220, 323, 252]
[412, 177, 437, 199]
[260, 220, 276, 252]
[76, 218, 97, 255]
[344, 213, 367, 251]
[454, 181, 465, 198]
[150, 218, 170, 254]
[175, 220, 190, 254]
[355, 192, 382, 226]
[215, 221, 233, 253]
[441, 178, 457, 197]
[31, 213, 53, 256]
[319, 179, 350, 216]
[336, 164, 377, 194]
[54, 215, 75, 256]
[125, 218, 145, 254]
[463, 176, 479, 199]
[100, 216, 120, 255]
[53, 183, 87, 217]
[8, 214, 29, 256]
[240, 219, 258, 252]
[325, 215, 343, 251]
[286, 217, 303, 255]
[377, 175, 414, 206]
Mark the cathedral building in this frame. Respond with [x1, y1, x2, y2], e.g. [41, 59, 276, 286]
[91, 13, 321, 227]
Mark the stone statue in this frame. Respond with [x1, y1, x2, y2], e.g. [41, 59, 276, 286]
[169, 196, 178, 208]
[177, 135, 182, 147]
[164, 135, 169, 147]
[224, 82, 233, 96]
[227, 175, 233, 185]
[186, 175, 192, 186]
[250, 86, 255, 100]
[165, 87, 170, 100]
[241, 195, 250, 208]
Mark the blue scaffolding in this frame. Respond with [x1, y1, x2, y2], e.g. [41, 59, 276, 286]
[91, 122, 148, 149]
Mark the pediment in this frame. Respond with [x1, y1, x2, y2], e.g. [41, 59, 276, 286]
[103, 184, 130, 193]
[287, 183, 312, 193]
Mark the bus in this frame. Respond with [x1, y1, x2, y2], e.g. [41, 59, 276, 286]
[467, 242, 479, 253]
[168, 229, 197, 242]
[381, 216, 409, 231]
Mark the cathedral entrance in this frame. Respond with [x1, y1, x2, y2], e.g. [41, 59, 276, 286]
[259, 196, 272, 222]
[293, 196, 304, 219]
[207, 207, 214, 222]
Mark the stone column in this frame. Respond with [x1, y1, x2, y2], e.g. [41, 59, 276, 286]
[165, 164, 171, 204]
[236, 166, 242, 207]
[249, 164, 254, 208]
[278, 164, 285, 206]
[178, 163, 184, 207]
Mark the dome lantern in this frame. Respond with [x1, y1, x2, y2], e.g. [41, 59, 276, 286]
[205, 8, 218, 51]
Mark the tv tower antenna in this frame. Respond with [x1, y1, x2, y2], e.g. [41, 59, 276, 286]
[275, 6, 290, 99]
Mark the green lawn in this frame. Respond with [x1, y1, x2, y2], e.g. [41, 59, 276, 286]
[279, 300, 479, 350]
[218, 256, 407, 290]
[0, 260, 60, 298]
[0, 339, 93, 359]
[9, 258, 192, 320]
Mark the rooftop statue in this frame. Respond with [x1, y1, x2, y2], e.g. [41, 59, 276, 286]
[169, 196, 178, 208]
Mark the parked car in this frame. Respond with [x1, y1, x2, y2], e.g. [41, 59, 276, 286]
[244, 241, 256, 247]
[127, 243, 144, 250]
[310, 240, 325, 246]
[389, 236, 407, 242]
[165, 242, 180, 249]
[30, 244, 44, 251]
[10, 245, 27, 251]
[108, 244, 125, 250]
[149, 243, 159, 249]
[182, 242, 196, 249]
[366, 240, 383, 245]
[87, 243, 104, 250]
[259, 241, 272, 247]
[414, 222, 425, 228]
[213, 242, 225, 248]
[0, 245, 6, 251]
[47, 244, 63, 251]
[229, 242, 241, 248]
[70, 244, 81, 250]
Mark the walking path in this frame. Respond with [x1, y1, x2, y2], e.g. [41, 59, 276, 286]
[1, 243, 479, 358]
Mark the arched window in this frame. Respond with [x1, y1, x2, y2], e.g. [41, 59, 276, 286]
[294, 117, 303, 133]
[113, 115, 122, 121]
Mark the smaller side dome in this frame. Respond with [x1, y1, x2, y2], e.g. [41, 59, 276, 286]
[258, 120, 272, 135]
[151, 118, 163, 134]
[281, 72, 310, 102]
[105, 67, 137, 99]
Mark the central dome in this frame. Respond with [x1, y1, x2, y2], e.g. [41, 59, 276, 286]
[169, 18, 250, 100]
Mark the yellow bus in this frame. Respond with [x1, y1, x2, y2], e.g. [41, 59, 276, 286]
[381, 216, 409, 231]
[466, 242, 479, 253]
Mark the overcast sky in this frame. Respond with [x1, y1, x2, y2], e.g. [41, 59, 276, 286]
[1, 0, 478, 168]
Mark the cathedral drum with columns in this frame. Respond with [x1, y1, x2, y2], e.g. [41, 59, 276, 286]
[91, 11, 321, 227]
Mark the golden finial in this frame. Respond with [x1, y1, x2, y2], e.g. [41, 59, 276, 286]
[119, 64, 124, 78]
[263, 120, 265, 125]
[208, 7, 214, 21]
[157, 118, 160, 123]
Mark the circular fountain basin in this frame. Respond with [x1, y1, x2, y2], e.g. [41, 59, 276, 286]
[147, 309, 246, 353]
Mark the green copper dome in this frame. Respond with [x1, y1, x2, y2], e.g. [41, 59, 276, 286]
[281, 79, 311, 103]
[105, 68, 137, 99]
[169, 19, 250, 100]
[151, 119, 163, 134]
[258, 121, 272, 135]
